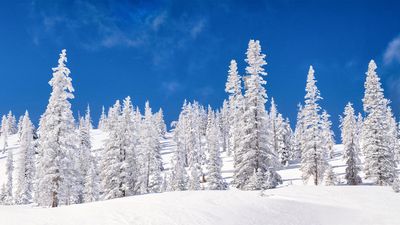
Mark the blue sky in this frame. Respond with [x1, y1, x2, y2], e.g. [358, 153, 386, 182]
[0, 0, 400, 137]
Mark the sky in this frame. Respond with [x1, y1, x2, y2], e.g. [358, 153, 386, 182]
[0, 0, 400, 138]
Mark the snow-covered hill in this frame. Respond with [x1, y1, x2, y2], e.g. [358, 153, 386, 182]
[0, 130, 399, 225]
[1, 186, 399, 225]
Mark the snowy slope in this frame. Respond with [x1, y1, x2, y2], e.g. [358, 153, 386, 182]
[1, 186, 399, 225]
[0, 130, 399, 225]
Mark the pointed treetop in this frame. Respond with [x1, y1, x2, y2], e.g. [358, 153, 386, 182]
[245, 39, 267, 77]
[225, 59, 242, 95]
[368, 59, 377, 71]
[305, 65, 322, 102]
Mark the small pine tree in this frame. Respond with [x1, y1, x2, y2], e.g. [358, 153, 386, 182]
[340, 103, 362, 185]
[5, 149, 14, 204]
[206, 112, 227, 190]
[321, 111, 335, 158]
[300, 66, 328, 185]
[1, 115, 8, 153]
[84, 159, 100, 202]
[6, 111, 17, 135]
[323, 166, 337, 186]
[98, 106, 107, 130]
[15, 111, 36, 204]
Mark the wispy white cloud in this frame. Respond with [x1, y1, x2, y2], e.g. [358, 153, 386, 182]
[151, 11, 167, 31]
[28, 1, 208, 52]
[384, 35, 400, 65]
[190, 19, 206, 39]
[162, 81, 182, 93]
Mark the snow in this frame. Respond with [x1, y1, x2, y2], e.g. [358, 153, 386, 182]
[0, 131, 399, 225]
[1, 186, 399, 225]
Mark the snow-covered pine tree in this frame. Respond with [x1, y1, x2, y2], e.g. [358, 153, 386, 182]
[16, 115, 24, 140]
[387, 108, 400, 164]
[269, 98, 279, 156]
[35, 49, 80, 207]
[1, 115, 8, 153]
[7, 111, 17, 135]
[276, 114, 291, 166]
[219, 100, 230, 154]
[98, 106, 107, 130]
[323, 166, 337, 186]
[120, 97, 139, 196]
[154, 108, 167, 138]
[269, 99, 292, 166]
[84, 105, 93, 130]
[15, 111, 36, 204]
[80, 106, 98, 203]
[293, 104, 305, 161]
[299, 66, 327, 185]
[206, 111, 227, 190]
[321, 110, 335, 158]
[340, 103, 362, 185]
[5, 149, 14, 204]
[84, 158, 100, 202]
[137, 101, 163, 194]
[170, 101, 190, 191]
[186, 104, 204, 191]
[234, 40, 279, 190]
[75, 114, 92, 203]
[395, 123, 400, 162]
[361, 60, 397, 185]
[355, 113, 363, 156]
[225, 60, 245, 177]
[100, 100, 127, 199]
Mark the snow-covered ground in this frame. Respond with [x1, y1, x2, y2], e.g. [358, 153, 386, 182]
[0, 130, 399, 225]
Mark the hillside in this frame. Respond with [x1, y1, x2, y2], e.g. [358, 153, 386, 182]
[0, 130, 399, 225]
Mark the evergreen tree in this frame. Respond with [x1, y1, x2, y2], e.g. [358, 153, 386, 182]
[220, 100, 230, 155]
[154, 108, 167, 138]
[15, 111, 36, 204]
[98, 106, 107, 130]
[1, 115, 8, 153]
[225, 59, 244, 159]
[137, 101, 163, 194]
[84, 158, 100, 202]
[16, 115, 24, 140]
[299, 66, 327, 185]
[5, 149, 14, 204]
[293, 104, 305, 161]
[361, 60, 396, 185]
[206, 112, 227, 190]
[35, 49, 79, 207]
[234, 40, 279, 190]
[321, 111, 335, 158]
[121, 97, 139, 195]
[269, 100, 292, 166]
[100, 100, 125, 199]
[355, 113, 363, 156]
[7, 111, 17, 134]
[340, 103, 362, 185]
[170, 102, 190, 191]
[323, 166, 337, 186]
[75, 114, 92, 203]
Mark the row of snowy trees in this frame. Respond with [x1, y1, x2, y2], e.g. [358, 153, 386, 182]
[294, 60, 399, 187]
[0, 50, 169, 207]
